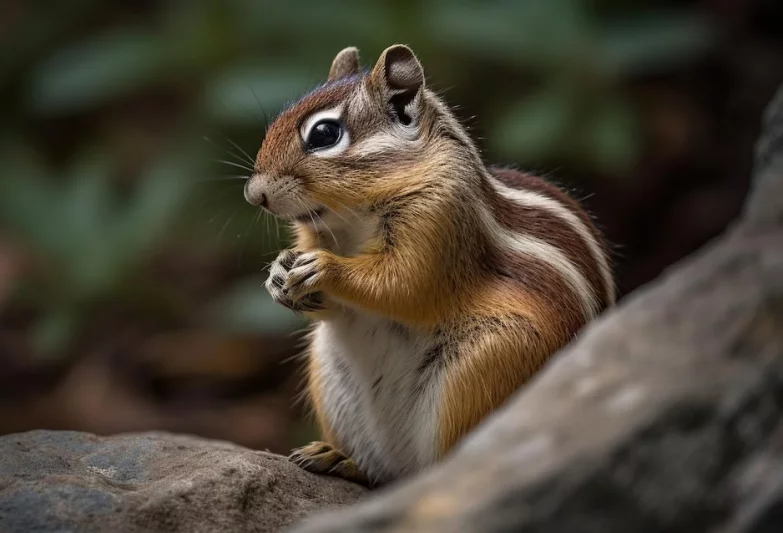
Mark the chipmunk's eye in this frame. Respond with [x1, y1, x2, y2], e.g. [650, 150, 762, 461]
[305, 119, 343, 151]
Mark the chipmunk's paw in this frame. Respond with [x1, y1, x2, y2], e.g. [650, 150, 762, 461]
[289, 441, 370, 487]
[266, 250, 325, 312]
[284, 251, 330, 303]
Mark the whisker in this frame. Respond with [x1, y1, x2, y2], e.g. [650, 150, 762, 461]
[217, 210, 238, 246]
[197, 175, 249, 182]
[292, 196, 337, 247]
[204, 136, 255, 167]
[307, 210, 318, 236]
[254, 205, 266, 225]
[333, 200, 361, 220]
[263, 207, 273, 247]
[212, 158, 255, 173]
[323, 204, 349, 225]
[196, 182, 243, 211]
[313, 210, 339, 247]
[217, 131, 257, 167]
[249, 86, 271, 124]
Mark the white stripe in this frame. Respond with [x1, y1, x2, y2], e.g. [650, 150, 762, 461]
[487, 175, 615, 305]
[351, 130, 422, 157]
[479, 205, 600, 320]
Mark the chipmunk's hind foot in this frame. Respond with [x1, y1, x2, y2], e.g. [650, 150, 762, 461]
[289, 441, 371, 487]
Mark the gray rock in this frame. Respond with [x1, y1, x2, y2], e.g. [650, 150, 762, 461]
[285, 85, 783, 533]
[748, 83, 783, 228]
[0, 430, 366, 533]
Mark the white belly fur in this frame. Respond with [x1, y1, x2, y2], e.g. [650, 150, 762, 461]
[311, 309, 443, 483]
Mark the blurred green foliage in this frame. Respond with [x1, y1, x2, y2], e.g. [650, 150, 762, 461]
[0, 0, 715, 359]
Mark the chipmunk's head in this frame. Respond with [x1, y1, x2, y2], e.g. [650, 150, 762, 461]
[245, 44, 469, 226]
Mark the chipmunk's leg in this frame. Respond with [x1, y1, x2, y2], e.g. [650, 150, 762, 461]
[289, 345, 371, 487]
[436, 318, 553, 458]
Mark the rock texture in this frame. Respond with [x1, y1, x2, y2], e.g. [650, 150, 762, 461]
[0, 430, 365, 533]
[286, 85, 783, 533]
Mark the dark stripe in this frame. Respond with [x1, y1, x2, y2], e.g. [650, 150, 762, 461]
[381, 208, 399, 249]
[487, 246, 587, 341]
[484, 169, 610, 310]
[417, 344, 445, 373]
[490, 167, 611, 265]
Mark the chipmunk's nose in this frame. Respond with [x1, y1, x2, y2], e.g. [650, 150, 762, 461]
[258, 193, 268, 208]
[244, 176, 269, 208]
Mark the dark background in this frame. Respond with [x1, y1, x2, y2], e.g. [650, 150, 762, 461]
[1, 0, 781, 454]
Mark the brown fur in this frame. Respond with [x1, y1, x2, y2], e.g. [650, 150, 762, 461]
[437, 315, 553, 456]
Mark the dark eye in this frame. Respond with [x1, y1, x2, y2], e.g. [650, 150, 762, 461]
[306, 119, 343, 151]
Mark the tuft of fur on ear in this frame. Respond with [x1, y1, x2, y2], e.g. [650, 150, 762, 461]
[370, 44, 424, 126]
[329, 47, 361, 81]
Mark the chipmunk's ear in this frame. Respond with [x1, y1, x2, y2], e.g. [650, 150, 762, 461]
[329, 47, 360, 81]
[369, 44, 424, 125]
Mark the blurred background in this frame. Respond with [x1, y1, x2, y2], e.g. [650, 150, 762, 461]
[0, 0, 781, 454]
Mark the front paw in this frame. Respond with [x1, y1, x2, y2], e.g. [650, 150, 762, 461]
[283, 251, 331, 303]
[266, 250, 325, 312]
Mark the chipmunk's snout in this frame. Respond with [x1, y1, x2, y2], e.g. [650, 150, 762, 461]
[244, 175, 270, 208]
[245, 185, 268, 209]
[244, 173, 323, 222]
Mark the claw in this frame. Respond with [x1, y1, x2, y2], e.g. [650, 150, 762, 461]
[265, 250, 328, 312]
[288, 441, 371, 487]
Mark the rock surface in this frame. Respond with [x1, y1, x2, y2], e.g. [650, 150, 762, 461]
[0, 430, 366, 533]
[286, 85, 783, 533]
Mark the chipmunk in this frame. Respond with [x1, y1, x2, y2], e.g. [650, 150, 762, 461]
[245, 44, 615, 487]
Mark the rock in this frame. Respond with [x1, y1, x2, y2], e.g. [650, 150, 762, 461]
[285, 86, 783, 532]
[746, 83, 783, 229]
[0, 430, 366, 533]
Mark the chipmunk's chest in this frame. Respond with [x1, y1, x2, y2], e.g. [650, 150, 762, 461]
[310, 309, 444, 483]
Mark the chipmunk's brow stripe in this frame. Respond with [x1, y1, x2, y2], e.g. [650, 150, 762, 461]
[351, 131, 417, 157]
